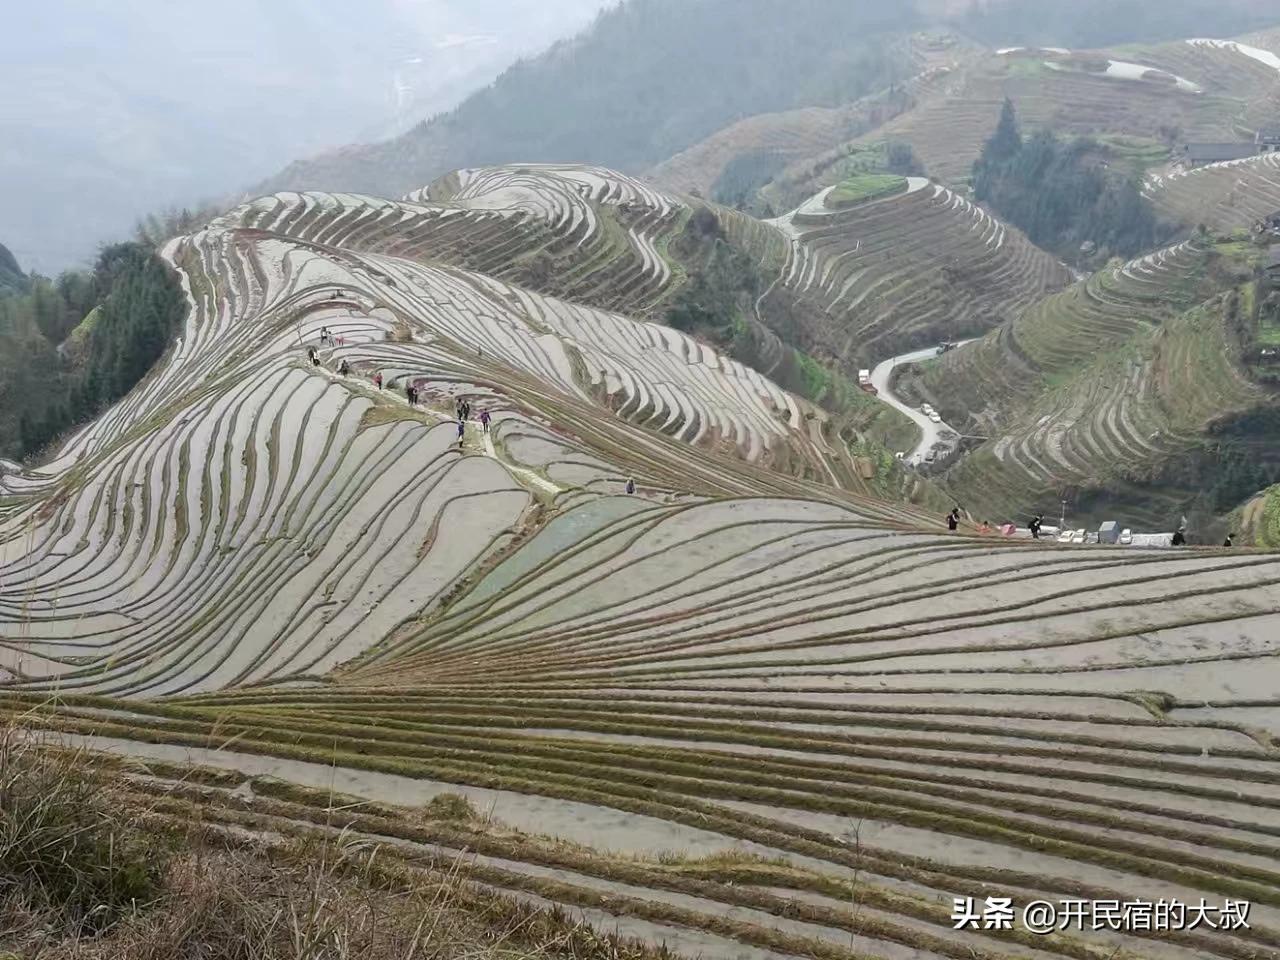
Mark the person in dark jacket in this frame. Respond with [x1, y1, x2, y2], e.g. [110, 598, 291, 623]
[1223, 533, 1234, 548]
[946, 508, 959, 532]
[1172, 529, 1186, 546]
[625, 477, 636, 495]
[1028, 515, 1043, 539]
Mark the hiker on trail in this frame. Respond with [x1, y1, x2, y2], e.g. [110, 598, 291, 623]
[338, 359, 350, 376]
[1172, 529, 1186, 546]
[461, 400, 471, 420]
[480, 410, 491, 432]
[374, 372, 384, 390]
[1223, 533, 1234, 548]
[320, 327, 329, 346]
[407, 383, 417, 405]
[307, 346, 318, 365]
[978, 520, 992, 535]
[946, 507, 960, 532]
[1028, 515, 1043, 539]
[625, 477, 636, 495]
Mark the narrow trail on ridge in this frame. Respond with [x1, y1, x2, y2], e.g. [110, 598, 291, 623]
[313, 356, 565, 498]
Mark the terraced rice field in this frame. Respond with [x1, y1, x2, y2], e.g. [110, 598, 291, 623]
[1147, 152, 1280, 234]
[4, 163, 1280, 960]
[917, 235, 1270, 525]
[648, 38, 973, 199]
[842, 41, 1255, 186]
[746, 178, 1070, 365]
[7, 502, 1280, 960]
[217, 163, 1067, 391]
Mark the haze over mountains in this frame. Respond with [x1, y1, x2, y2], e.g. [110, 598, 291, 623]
[261, 0, 1280, 199]
[0, 0, 608, 273]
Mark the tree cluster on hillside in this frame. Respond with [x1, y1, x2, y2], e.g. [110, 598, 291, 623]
[665, 208, 762, 339]
[0, 243, 185, 460]
[973, 101, 1169, 265]
[957, 0, 1280, 49]
[711, 152, 789, 214]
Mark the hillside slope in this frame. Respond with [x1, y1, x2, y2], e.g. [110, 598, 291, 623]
[743, 177, 1072, 367]
[905, 236, 1278, 528]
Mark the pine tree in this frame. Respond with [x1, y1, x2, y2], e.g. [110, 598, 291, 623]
[985, 99, 1023, 165]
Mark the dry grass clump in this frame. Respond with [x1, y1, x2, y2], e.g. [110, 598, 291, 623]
[0, 727, 676, 960]
[0, 728, 163, 941]
[31, 840, 474, 960]
[422, 792, 480, 822]
[387, 321, 415, 343]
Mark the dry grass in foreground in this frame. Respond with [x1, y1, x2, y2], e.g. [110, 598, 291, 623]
[0, 726, 677, 960]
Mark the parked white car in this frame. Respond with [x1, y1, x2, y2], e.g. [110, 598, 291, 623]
[928, 412, 942, 423]
[1119, 528, 1133, 545]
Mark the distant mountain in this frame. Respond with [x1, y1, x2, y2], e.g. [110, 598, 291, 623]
[260, 0, 1280, 204]
[0, 243, 27, 296]
[0, 0, 608, 274]
[259, 0, 924, 198]
[955, 0, 1280, 48]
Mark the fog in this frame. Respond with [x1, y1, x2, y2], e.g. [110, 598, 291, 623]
[0, 0, 610, 273]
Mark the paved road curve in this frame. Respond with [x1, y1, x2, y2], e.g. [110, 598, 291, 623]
[869, 345, 967, 463]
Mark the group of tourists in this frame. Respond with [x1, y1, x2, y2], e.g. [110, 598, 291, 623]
[318, 326, 345, 347]
[309, 341, 504, 451]
[943, 506, 1239, 549]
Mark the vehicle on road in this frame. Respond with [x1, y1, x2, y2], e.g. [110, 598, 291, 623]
[928, 412, 942, 423]
[921, 403, 935, 415]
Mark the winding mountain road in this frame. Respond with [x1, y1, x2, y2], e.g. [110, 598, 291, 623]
[870, 345, 968, 463]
